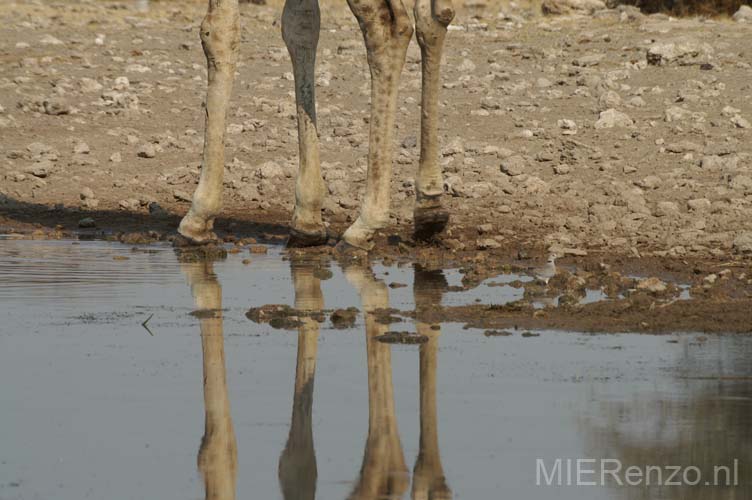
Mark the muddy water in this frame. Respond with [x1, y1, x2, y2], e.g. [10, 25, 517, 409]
[0, 239, 750, 500]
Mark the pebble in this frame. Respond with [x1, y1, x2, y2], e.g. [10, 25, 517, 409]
[733, 5, 752, 22]
[78, 217, 96, 228]
[500, 156, 526, 176]
[137, 143, 156, 158]
[594, 109, 633, 129]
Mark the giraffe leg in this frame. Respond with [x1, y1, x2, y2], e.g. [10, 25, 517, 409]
[413, 0, 454, 241]
[283, 0, 328, 247]
[178, 0, 240, 245]
[341, 0, 414, 250]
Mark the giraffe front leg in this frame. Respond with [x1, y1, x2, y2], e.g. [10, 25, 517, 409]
[177, 0, 240, 245]
[413, 0, 454, 242]
[341, 0, 414, 250]
[283, 0, 328, 247]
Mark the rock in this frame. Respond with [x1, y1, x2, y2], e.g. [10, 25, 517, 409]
[731, 115, 751, 129]
[598, 90, 621, 109]
[637, 277, 667, 293]
[137, 143, 156, 158]
[500, 156, 526, 176]
[665, 141, 701, 153]
[73, 142, 90, 155]
[635, 175, 662, 189]
[573, 54, 604, 67]
[110, 152, 122, 163]
[148, 201, 168, 217]
[78, 217, 96, 228]
[542, 0, 605, 16]
[80, 187, 95, 200]
[733, 5, 752, 22]
[113, 76, 130, 91]
[594, 109, 633, 129]
[173, 190, 192, 202]
[40, 34, 64, 45]
[646, 41, 709, 66]
[729, 175, 752, 191]
[557, 119, 577, 134]
[700, 155, 737, 170]
[43, 98, 71, 116]
[687, 198, 711, 211]
[477, 238, 501, 250]
[79, 77, 103, 93]
[553, 164, 571, 175]
[119, 198, 141, 211]
[733, 232, 752, 253]
[654, 201, 679, 217]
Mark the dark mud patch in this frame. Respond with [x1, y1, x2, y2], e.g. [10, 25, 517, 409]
[330, 308, 359, 329]
[375, 331, 429, 344]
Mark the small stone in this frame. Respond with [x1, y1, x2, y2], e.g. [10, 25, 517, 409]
[733, 232, 752, 253]
[40, 34, 64, 45]
[78, 217, 96, 228]
[80, 77, 103, 93]
[137, 143, 156, 158]
[119, 198, 141, 211]
[541, 0, 605, 15]
[731, 115, 750, 129]
[594, 109, 633, 129]
[478, 223, 494, 234]
[635, 175, 662, 189]
[500, 156, 526, 176]
[637, 277, 667, 293]
[249, 245, 268, 254]
[557, 119, 577, 135]
[553, 164, 571, 175]
[80, 187, 95, 200]
[113, 76, 130, 91]
[73, 142, 90, 155]
[110, 152, 122, 163]
[477, 238, 501, 250]
[173, 190, 192, 202]
[43, 98, 71, 116]
[733, 5, 752, 22]
[654, 201, 679, 217]
[687, 198, 711, 211]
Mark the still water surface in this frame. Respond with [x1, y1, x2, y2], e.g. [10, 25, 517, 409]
[0, 239, 750, 499]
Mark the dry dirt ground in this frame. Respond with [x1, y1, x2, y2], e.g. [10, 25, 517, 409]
[2, 0, 752, 331]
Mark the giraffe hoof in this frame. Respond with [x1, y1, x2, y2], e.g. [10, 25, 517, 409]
[173, 232, 219, 248]
[287, 227, 329, 248]
[414, 206, 449, 241]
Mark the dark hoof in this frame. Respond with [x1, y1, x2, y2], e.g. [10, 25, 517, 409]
[287, 227, 329, 248]
[414, 207, 449, 241]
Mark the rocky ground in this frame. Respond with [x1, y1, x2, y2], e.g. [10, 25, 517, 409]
[2, 0, 752, 263]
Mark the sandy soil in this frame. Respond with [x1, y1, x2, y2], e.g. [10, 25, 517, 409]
[1, 0, 752, 264]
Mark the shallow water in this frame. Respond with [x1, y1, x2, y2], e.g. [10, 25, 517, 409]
[0, 239, 750, 500]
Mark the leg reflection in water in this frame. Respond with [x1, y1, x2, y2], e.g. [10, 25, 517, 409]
[278, 257, 325, 500]
[345, 264, 409, 500]
[412, 267, 452, 500]
[181, 259, 238, 500]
